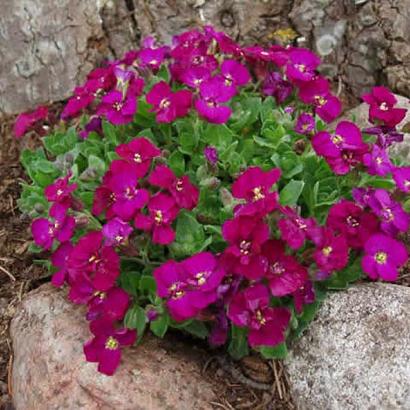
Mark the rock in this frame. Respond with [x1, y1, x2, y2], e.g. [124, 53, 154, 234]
[0, 0, 138, 115]
[10, 284, 216, 410]
[337, 94, 410, 162]
[285, 284, 410, 410]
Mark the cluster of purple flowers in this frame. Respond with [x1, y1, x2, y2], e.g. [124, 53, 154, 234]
[31, 137, 199, 374]
[306, 86, 409, 184]
[20, 25, 410, 377]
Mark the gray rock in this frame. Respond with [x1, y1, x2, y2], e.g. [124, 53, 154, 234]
[286, 284, 410, 410]
[10, 284, 216, 410]
[0, 0, 137, 115]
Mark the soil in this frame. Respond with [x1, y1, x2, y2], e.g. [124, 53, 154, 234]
[0, 111, 409, 410]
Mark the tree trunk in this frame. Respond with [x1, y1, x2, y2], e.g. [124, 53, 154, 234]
[1, 0, 409, 115]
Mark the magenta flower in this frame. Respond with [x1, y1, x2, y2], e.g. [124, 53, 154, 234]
[361, 234, 408, 281]
[293, 280, 315, 314]
[146, 81, 192, 123]
[362, 86, 407, 127]
[97, 90, 137, 125]
[367, 189, 410, 236]
[61, 87, 94, 120]
[209, 311, 229, 347]
[312, 121, 368, 175]
[298, 77, 341, 123]
[181, 66, 211, 88]
[204, 146, 218, 166]
[153, 253, 225, 322]
[295, 113, 315, 135]
[138, 46, 168, 71]
[50, 242, 74, 287]
[327, 200, 379, 249]
[231, 166, 281, 217]
[45, 174, 77, 205]
[86, 66, 116, 92]
[14, 106, 49, 138]
[363, 126, 404, 148]
[134, 193, 179, 245]
[107, 161, 150, 220]
[153, 260, 197, 321]
[86, 287, 130, 322]
[92, 178, 116, 220]
[79, 117, 103, 139]
[228, 284, 291, 347]
[67, 231, 120, 291]
[363, 144, 393, 176]
[262, 240, 308, 297]
[219, 59, 251, 96]
[262, 71, 293, 104]
[102, 217, 133, 246]
[31, 203, 75, 250]
[278, 206, 317, 250]
[148, 164, 199, 210]
[84, 319, 136, 375]
[313, 228, 349, 275]
[115, 137, 161, 178]
[221, 216, 269, 280]
[195, 76, 233, 124]
[392, 167, 410, 193]
[286, 48, 320, 83]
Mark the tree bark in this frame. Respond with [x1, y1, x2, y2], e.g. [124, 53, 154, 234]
[1, 0, 409, 115]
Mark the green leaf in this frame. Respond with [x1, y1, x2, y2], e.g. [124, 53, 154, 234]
[323, 257, 363, 290]
[179, 320, 209, 339]
[118, 271, 140, 296]
[260, 343, 288, 359]
[139, 275, 157, 295]
[228, 325, 249, 359]
[88, 154, 107, 176]
[168, 150, 185, 176]
[280, 180, 305, 206]
[124, 305, 147, 342]
[150, 313, 170, 338]
[43, 127, 78, 156]
[170, 211, 208, 258]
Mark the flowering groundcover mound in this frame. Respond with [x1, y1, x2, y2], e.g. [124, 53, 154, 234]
[15, 27, 410, 376]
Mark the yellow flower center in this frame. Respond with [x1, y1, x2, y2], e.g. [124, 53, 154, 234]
[379, 102, 388, 111]
[347, 215, 359, 227]
[134, 153, 142, 163]
[154, 210, 163, 224]
[159, 98, 171, 109]
[315, 95, 326, 106]
[239, 240, 251, 255]
[195, 272, 207, 286]
[105, 336, 119, 350]
[295, 63, 306, 73]
[322, 246, 333, 257]
[56, 189, 63, 197]
[331, 134, 344, 146]
[376, 157, 383, 165]
[93, 291, 106, 300]
[175, 179, 184, 192]
[375, 251, 387, 264]
[113, 102, 123, 111]
[271, 262, 285, 275]
[255, 310, 266, 326]
[252, 186, 265, 201]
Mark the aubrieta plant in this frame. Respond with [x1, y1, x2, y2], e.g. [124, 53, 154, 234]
[16, 26, 410, 375]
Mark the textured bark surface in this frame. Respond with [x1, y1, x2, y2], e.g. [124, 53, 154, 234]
[10, 284, 216, 410]
[1, 0, 410, 114]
